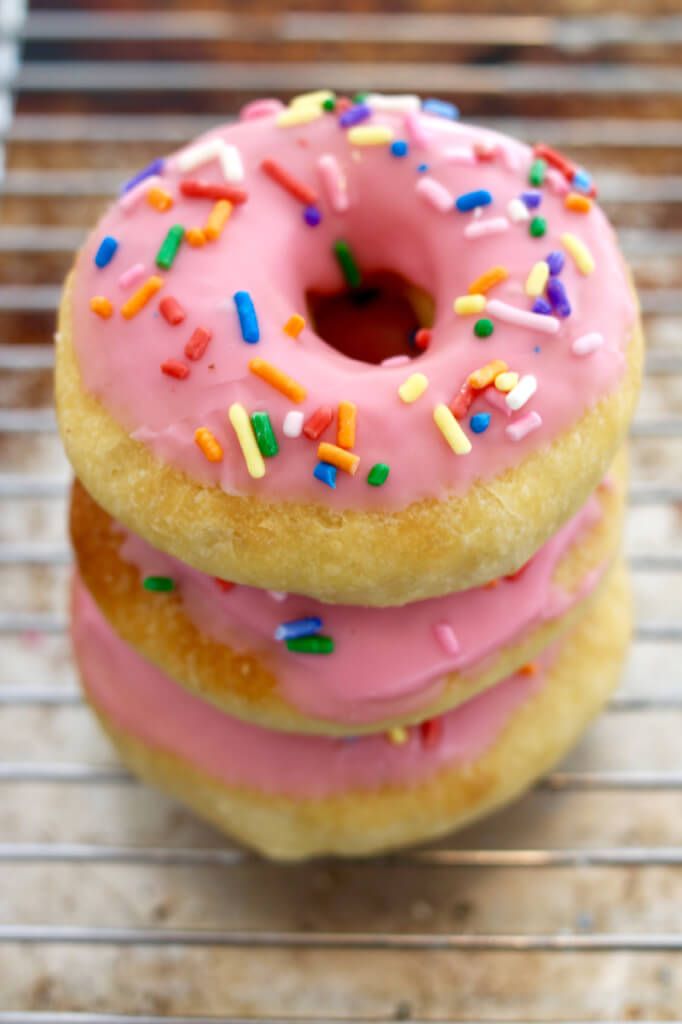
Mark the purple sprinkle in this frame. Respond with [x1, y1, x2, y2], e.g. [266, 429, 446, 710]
[532, 297, 552, 316]
[521, 190, 542, 209]
[303, 205, 322, 227]
[546, 250, 565, 276]
[339, 103, 371, 128]
[547, 277, 572, 317]
[120, 157, 165, 195]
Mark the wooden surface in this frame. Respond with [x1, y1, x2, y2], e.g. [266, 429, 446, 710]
[1, 3, 681, 1020]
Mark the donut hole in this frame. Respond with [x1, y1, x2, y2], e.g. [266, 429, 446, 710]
[306, 270, 435, 366]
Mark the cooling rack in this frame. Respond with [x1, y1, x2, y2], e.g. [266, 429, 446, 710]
[1, 1, 681, 1019]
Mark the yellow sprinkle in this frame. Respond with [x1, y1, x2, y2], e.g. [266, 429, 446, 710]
[387, 726, 409, 746]
[433, 404, 472, 456]
[89, 296, 113, 319]
[204, 199, 232, 241]
[228, 403, 266, 480]
[561, 232, 595, 275]
[347, 124, 394, 146]
[337, 400, 357, 450]
[194, 427, 223, 463]
[283, 313, 306, 339]
[468, 360, 507, 390]
[146, 186, 173, 212]
[248, 357, 307, 403]
[291, 89, 334, 108]
[494, 371, 519, 393]
[186, 227, 207, 247]
[277, 105, 323, 128]
[398, 372, 429, 404]
[317, 442, 360, 476]
[454, 294, 486, 315]
[120, 276, 164, 319]
[525, 261, 550, 297]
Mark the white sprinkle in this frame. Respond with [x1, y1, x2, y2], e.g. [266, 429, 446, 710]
[317, 153, 349, 212]
[120, 175, 162, 213]
[434, 622, 460, 656]
[283, 410, 304, 438]
[572, 331, 604, 356]
[464, 216, 509, 239]
[487, 299, 560, 335]
[404, 110, 431, 148]
[381, 354, 411, 368]
[507, 197, 530, 223]
[176, 137, 225, 174]
[268, 591, 288, 603]
[416, 176, 452, 213]
[506, 411, 543, 441]
[506, 374, 538, 411]
[365, 92, 421, 113]
[219, 143, 244, 184]
[443, 145, 476, 165]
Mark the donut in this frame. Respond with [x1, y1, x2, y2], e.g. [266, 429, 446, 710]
[72, 561, 632, 859]
[55, 91, 643, 605]
[71, 451, 626, 735]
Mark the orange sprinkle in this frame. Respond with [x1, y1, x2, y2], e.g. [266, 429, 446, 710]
[336, 401, 357, 450]
[468, 359, 508, 390]
[204, 199, 232, 241]
[194, 427, 223, 463]
[89, 295, 113, 319]
[248, 357, 307, 403]
[564, 192, 593, 214]
[186, 227, 207, 247]
[121, 275, 164, 319]
[283, 313, 306, 339]
[519, 662, 538, 676]
[146, 186, 174, 212]
[317, 442, 360, 476]
[484, 578, 500, 590]
[467, 265, 509, 295]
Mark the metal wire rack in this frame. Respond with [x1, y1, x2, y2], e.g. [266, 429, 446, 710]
[1, 1, 681, 1019]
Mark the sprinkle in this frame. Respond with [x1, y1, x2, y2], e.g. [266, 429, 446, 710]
[277, 104, 323, 128]
[121, 158, 164, 194]
[433, 404, 472, 455]
[184, 326, 212, 361]
[347, 124, 394, 146]
[313, 461, 337, 488]
[275, 616, 323, 642]
[464, 217, 509, 239]
[416, 176, 452, 213]
[318, 442, 360, 476]
[506, 374, 537, 411]
[268, 590, 288, 602]
[534, 142, 576, 181]
[179, 179, 248, 204]
[337, 401, 357, 449]
[474, 139, 498, 161]
[507, 197, 530, 223]
[367, 462, 390, 487]
[142, 576, 175, 592]
[118, 263, 145, 289]
[339, 103, 371, 128]
[284, 313, 306, 338]
[94, 236, 118, 268]
[449, 383, 475, 420]
[120, 175, 162, 214]
[204, 199, 232, 241]
[194, 427, 223, 462]
[486, 299, 560, 335]
[249, 358, 307, 403]
[404, 110, 431, 148]
[506, 410, 542, 441]
[317, 154, 348, 212]
[387, 726, 409, 746]
[390, 139, 409, 157]
[250, 411, 279, 458]
[473, 317, 494, 339]
[525, 261, 550, 297]
[333, 239, 362, 288]
[303, 406, 334, 440]
[528, 157, 547, 186]
[161, 359, 189, 380]
[423, 97, 459, 120]
[434, 622, 460, 655]
[546, 277, 572, 317]
[155, 225, 184, 270]
[572, 331, 604, 356]
[261, 156, 318, 205]
[398, 372, 429, 404]
[455, 189, 492, 212]
[420, 718, 443, 749]
[121, 275, 163, 319]
[365, 93, 421, 113]
[283, 410, 305, 438]
[561, 232, 595, 275]
[546, 250, 565, 276]
[494, 370, 519, 393]
[234, 291, 260, 343]
[177, 138, 243, 182]
[484, 387, 513, 417]
[215, 579, 235, 593]
[470, 412, 491, 434]
[147, 186, 173, 212]
[286, 635, 334, 654]
[532, 297, 553, 315]
[467, 265, 508, 295]
[572, 168, 593, 194]
[529, 216, 547, 238]
[565, 192, 593, 213]
[89, 296, 113, 319]
[381, 355, 411, 368]
[469, 360, 508, 390]
[454, 294, 486, 316]
[413, 327, 432, 351]
[520, 662, 538, 676]
[159, 296, 186, 326]
[218, 143, 244, 184]
[229, 402, 266, 479]
[303, 205, 322, 227]
[186, 228, 206, 247]
[521, 190, 542, 209]
[444, 145, 476, 166]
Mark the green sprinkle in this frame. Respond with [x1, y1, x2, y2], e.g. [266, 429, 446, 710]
[143, 576, 175, 592]
[333, 239, 362, 289]
[474, 318, 494, 338]
[250, 410, 279, 458]
[528, 158, 547, 187]
[529, 216, 547, 238]
[367, 463, 390, 487]
[286, 635, 335, 654]
[155, 225, 185, 270]
[322, 96, 336, 112]
[353, 91, 369, 103]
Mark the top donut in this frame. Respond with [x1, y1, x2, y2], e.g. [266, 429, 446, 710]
[56, 91, 643, 606]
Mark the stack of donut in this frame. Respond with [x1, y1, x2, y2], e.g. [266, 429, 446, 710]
[56, 91, 642, 859]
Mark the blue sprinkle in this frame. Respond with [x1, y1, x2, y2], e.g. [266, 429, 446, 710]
[572, 167, 592, 193]
[422, 98, 460, 121]
[303, 205, 322, 227]
[455, 189, 492, 212]
[339, 103, 371, 128]
[547, 277, 572, 318]
[274, 616, 323, 642]
[532, 298, 552, 316]
[533, 345, 542, 353]
[120, 157, 164, 195]
[521, 190, 542, 209]
[390, 139, 409, 158]
[417, 162, 429, 173]
[470, 412, 491, 434]
[314, 461, 337, 488]
[94, 236, 118, 268]
[545, 250, 565, 276]
[233, 291, 260, 343]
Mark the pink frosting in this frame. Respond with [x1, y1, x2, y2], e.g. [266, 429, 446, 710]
[72, 576, 545, 797]
[71, 99, 635, 511]
[115, 490, 605, 726]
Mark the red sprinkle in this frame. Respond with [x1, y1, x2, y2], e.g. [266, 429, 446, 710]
[414, 328, 432, 352]
[184, 326, 212, 361]
[159, 296, 186, 326]
[303, 405, 334, 440]
[506, 559, 531, 582]
[336, 96, 353, 114]
[260, 157, 318, 206]
[161, 359, 190, 380]
[533, 142, 576, 181]
[215, 578, 235, 592]
[180, 179, 248, 204]
[474, 141, 497, 161]
[449, 383, 474, 420]
[420, 718, 443, 749]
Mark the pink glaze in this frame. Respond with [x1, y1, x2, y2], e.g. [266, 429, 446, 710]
[72, 576, 545, 797]
[71, 99, 635, 511]
[115, 491, 605, 726]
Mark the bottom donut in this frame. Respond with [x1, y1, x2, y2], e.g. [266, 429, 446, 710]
[72, 563, 631, 860]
